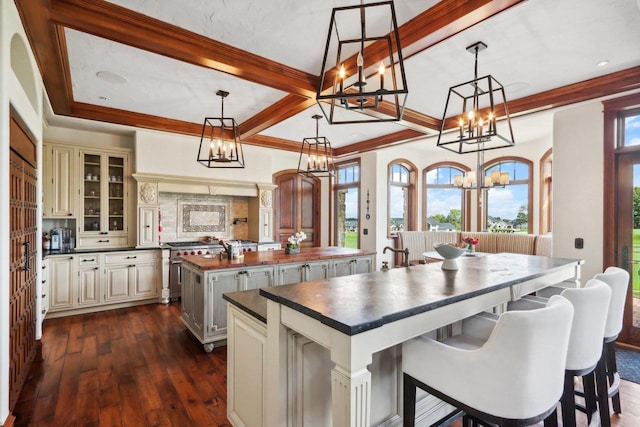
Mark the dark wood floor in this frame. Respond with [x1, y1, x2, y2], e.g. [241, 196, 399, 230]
[13, 303, 230, 427]
[12, 303, 640, 426]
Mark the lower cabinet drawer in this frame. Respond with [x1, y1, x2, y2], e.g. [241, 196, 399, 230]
[77, 235, 128, 249]
[104, 250, 158, 265]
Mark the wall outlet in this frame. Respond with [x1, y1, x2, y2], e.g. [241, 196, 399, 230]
[574, 237, 584, 249]
[363, 228, 368, 235]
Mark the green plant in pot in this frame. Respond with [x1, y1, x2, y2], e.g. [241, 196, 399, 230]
[286, 231, 307, 254]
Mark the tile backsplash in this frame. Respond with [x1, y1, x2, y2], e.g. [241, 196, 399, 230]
[158, 192, 248, 243]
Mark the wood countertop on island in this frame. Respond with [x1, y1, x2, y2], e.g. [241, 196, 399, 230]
[180, 246, 375, 271]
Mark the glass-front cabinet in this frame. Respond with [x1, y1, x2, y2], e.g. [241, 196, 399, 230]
[79, 150, 128, 247]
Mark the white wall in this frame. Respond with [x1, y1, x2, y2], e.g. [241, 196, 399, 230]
[1, 0, 46, 420]
[553, 101, 604, 281]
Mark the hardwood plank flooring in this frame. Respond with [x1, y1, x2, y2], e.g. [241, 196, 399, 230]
[13, 303, 229, 427]
[12, 303, 640, 426]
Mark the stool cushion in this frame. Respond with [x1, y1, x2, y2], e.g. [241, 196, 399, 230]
[403, 295, 573, 420]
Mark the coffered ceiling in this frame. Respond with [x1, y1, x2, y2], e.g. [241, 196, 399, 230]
[16, 0, 640, 156]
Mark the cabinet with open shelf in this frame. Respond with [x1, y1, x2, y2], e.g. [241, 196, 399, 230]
[79, 151, 128, 248]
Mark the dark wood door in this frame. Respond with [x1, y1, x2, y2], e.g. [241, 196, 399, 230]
[616, 152, 640, 346]
[9, 110, 38, 410]
[274, 172, 320, 247]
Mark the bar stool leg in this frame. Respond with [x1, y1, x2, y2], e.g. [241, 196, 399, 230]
[605, 341, 622, 414]
[582, 371, 597, 423]
[543, 408, 558, 427]
[561, 372, 577, 427]
[596, 352, 612, 427]
[403, 373, 416, 426]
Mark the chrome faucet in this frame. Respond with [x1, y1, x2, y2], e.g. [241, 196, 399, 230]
[383, 246, 410, 267]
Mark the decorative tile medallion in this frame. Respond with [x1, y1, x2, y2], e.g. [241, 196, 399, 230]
[177, 201, 227, 236]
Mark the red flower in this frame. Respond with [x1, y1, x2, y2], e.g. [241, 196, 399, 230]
[464, 237, 479, 245]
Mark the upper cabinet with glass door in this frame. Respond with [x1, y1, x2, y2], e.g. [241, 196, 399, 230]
[78, 150, 129, 249]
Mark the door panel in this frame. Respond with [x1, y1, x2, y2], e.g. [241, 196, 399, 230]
[9, 110, 38, 411]
[616, 152, 640, 345]
[274, 172, 320, 247]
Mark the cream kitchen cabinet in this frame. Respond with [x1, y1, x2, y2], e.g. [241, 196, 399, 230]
[181, 265, 276, 352]
[104, 250, 159, 303]
[43, 143, 76, 218]
[77, 254, 101, 307]
[330, 255, 374, 277]
[277, 260, 330, 285]
[48, 255, 76, 312]
[137, 206, 158, 247]
[77, 149, 129, 249]
[46, 250, 161, 318]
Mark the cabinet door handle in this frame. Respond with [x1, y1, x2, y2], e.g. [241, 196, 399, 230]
[41, 294, 47, 298]
[100, 232, 108, 235]
[42, 264, 46, 270]
[68, 213, 73, 216]
[42, 280, 46, 284]
[125, 256, 137, 259]
[128, 264, 135, 268]
[98, 240, 110, 243]
[42, 309, 46, 315]
[145, 225, 150, 228]
[82, 258, 96, 262]
[94, 267, 99, 270]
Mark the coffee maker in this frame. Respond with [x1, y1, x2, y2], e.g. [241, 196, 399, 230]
[50, 228, 73, 251]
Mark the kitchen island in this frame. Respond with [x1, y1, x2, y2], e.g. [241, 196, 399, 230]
[251, 253, 582, 427]
[180, 247, 375, 351]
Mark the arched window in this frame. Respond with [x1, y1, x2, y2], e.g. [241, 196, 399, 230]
[483, 157, 533, 232]
[388, 160, 416, 235]
[423, 162, 470, 231]
[540, 149, 553, 235]
[334, 160, 360, 248]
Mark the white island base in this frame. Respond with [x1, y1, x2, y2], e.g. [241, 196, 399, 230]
[226, 301, 454, 427]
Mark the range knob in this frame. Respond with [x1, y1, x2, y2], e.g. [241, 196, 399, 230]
[247, 248, 253, 252]
[176, 251, 182, 256]
[197, 250, 203, 255]
[190, 250, 196, 255]
[204, 250, 210, 255]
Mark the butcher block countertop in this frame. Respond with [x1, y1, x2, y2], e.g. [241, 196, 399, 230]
[180, 246, 375, 271]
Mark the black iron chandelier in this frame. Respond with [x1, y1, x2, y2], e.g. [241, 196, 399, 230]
[197, 90, 245, 169]
[297, 115, 333, 177]
[436, 41, 515, 155]
[316, 0, 408, 125]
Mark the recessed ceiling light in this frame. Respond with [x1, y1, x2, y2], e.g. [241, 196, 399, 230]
[596, 60, 609, 67]
[505, 82, 530, 94]
[96, 70, 128, 84]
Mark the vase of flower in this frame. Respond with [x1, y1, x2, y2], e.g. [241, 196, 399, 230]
[285, 244, 300, 254]
[463, 237, 479, 253]
[286, 231, 307, 254]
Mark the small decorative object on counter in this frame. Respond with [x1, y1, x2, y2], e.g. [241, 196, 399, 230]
[463, 236, 479, 253]
[286, 231, 307, 254]
[42, 233, 51, 250]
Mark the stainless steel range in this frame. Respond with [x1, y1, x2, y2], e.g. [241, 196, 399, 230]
[167, 240, 259, 301]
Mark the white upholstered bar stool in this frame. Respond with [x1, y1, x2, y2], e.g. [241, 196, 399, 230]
[402, 295, 574, 427]
[508, 279, 612, 427]
[593, 266, 630, 415]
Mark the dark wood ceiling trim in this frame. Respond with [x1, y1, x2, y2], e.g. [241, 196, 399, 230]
[238, 95, 317, 140]
[243, 134, 302, 153]
[70, 102, 202, 136]
[399, 0, 525, 48]
[48, 0, 318, 96]
[333, 129, 425, 156]
[15, 0, 71, 114]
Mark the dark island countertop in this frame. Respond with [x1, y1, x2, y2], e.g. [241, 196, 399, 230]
[181, 247, 374, 271]
[224, 289, 267, 323]
[259, 253, 583, 336]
